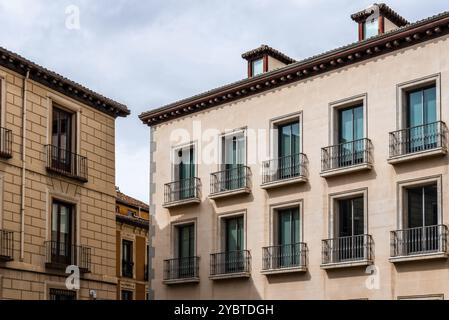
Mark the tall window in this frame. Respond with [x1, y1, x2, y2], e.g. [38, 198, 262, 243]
[406, 85, 437, 152]
[174, 146, 195, 200]
[278, 121, 300, 178]
[338, 105, 364, 166]
[51, 200, 74, 266]
[51, 106, 74, 171]
[251, 58, 264, 76]
[277, 208, 300, 267]
[122, 240, 134, 278]
[363, 18, 378, 39]
[177, 224, 195, 278]
[225, 216, 244, 272]
[222, 132, 246, 190]
[121, 290, 133, 301]
[336, 197, 364, 261]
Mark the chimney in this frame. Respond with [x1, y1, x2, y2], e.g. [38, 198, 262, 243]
[351, 3, 409, 41]
[242, 45, 296, 78]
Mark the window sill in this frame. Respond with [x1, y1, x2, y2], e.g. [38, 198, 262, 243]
[209, 187, 251, 200]
[163, 198, 201, 209]
[388, 147, 447, 165]
[163, 277, 200, 285]
[320, 163, 372, 178]
[261, 176, 307, 190]
[389, 252, 448, 263]
[321, 259, 373, 270]
[209, 272, 251, 280]
[261, 266, 307, 275]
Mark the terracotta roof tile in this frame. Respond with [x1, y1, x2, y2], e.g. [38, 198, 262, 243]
[116, 189, 149, 211]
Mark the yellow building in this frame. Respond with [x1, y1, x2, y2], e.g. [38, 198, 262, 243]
[0, 46, 129, 300]
[115, 188, 151, 300]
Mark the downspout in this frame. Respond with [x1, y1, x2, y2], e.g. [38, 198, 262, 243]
[20, 70, 30, 261]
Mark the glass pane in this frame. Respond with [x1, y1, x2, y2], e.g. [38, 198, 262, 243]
[226, 219, 238, 252]
[339, 109, 354, 143]
[252, 59, 264, 76]
[407, 187, 423, 228]
[52, 203, 58, 233]
[408, 91, 423, 127]
[179, 225, 193, 258]
[291, 123, 300, 155]
[338, 200, 351, 237]
[354, 106, 364, 140]
[424, 184, 438, 226]
[279, 211, 292, 246]
[424, 87, 437, 124]
[280, 125, 291, 158]
[364, 18, 378, 39]
[353, 197, 364, 235]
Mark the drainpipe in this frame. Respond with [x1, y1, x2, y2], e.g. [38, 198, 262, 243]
[20, 70, 30, 261]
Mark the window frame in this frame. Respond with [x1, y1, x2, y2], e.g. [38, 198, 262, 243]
[217, 211, 247, 253]
[170, 218, 197, 259]
[171, 141, 197, 182]
[251, 58, 264, 77]
[269, 112, 303, 160]
[269, 200, 303, 247]
[122, 239, 134, 278]
[218, 128, 247, 172]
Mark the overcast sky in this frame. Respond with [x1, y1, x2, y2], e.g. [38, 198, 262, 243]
[0, 0, 447, 203]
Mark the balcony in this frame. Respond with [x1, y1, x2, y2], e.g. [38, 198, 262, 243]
[122, 260, 134, 278]
[261, 153, 307, 189]
[0, 230, 14, 262]
[0, 127, 12, 159]
[390, 225, 448, 263]
[45, 145, 88, 182]
[321, 138, 372, 178]
[261, 243, 307, 275]
[44, 241, 91, 273]
[210, 250, 251, 280]
[163, 257, 200, 285]
[321, 234, 373, 269]
[209, 166, 251, 200]
[163, 178, 201, 208]
[388, 121, 447, 164]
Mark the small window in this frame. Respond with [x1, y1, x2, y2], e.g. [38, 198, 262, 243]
[49, 288, 76, 300]
[121, 290, 133, 300]
[116, 206, 120, 213]
[363, 18, 378, 39]
[122, 240, 134, 278]
[127, 210, 137, 217]
[251, 58, 264, 76]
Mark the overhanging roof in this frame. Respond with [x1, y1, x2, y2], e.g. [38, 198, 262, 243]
[140, 10, 449, 126]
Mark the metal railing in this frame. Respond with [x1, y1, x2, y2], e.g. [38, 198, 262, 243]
[389, 121, 447, 158]
[262, 243, 307, 271]
[163, 257, 200, 281]
[0, 127, 12, 159]
[164, 177, 201, 205]
[44, 241, 91, 272]
[210, 250, 251, 276]
[391, 225, 448, 257]
[0, 230, 14, 261]
[321, 138, 372, 172]
[45, 145, 88, 182]
[262, 153, 307, 184]
[122, 260, 134, 278]
[322, 234, 373, 265]
[210, 166, 251, 194]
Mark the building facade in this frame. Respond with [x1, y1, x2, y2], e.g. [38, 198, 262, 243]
[115, 188, 150, 300]
[0, 47, 130, 300]
[140, 4, 449, 300]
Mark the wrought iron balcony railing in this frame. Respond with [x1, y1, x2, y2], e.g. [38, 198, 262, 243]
[44, 241, 91, 272]
[164, 177, 201, 205]
[210, 250, 251, 276]
[210, 166, 251, 195]
[391, 225, 448, 257]
[262, 153, 307, 185]
[0, 127, 12, 159]
[321, 138, 372, 172]
[389, 121, 447, 158]
[45, 145, 88, 182]
[262, 243, 307, 271]
[0, 230, 14, 262]
[322, 234, 373, 265]
[122, 260, 134, 278]
[163, 257, 200, 281]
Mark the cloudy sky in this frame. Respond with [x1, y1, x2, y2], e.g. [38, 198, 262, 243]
[0, 0, 446, 202]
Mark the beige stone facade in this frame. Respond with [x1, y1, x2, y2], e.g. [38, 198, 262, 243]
[0, 50, 129, 299]
[141, 6, 449, 300]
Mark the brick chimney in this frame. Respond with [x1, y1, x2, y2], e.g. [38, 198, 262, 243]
[351, 3, 409, 41]
[242, 45, 296, 78]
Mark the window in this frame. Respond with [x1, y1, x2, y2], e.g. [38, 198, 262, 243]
[251, 58, 264, 76]
[173, 145, 196, 200]
[50, 200, 75, 266]
[277, 208, 300, 267]
[406, 85, 437, 152]
[221, 131, 246, 190]
[127, 210, 137, 217]
[51, 106, 75, 172]
[122, 240, 134, 278]
[115, 206, 120, 213]
[363, 18, 378, 39]
[277, 122, 300, 179]
[121, 290, 133, 300]
[176, 224, 195, 278]
[224, 216, 244, 272]
[49, 288, 76, 301]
